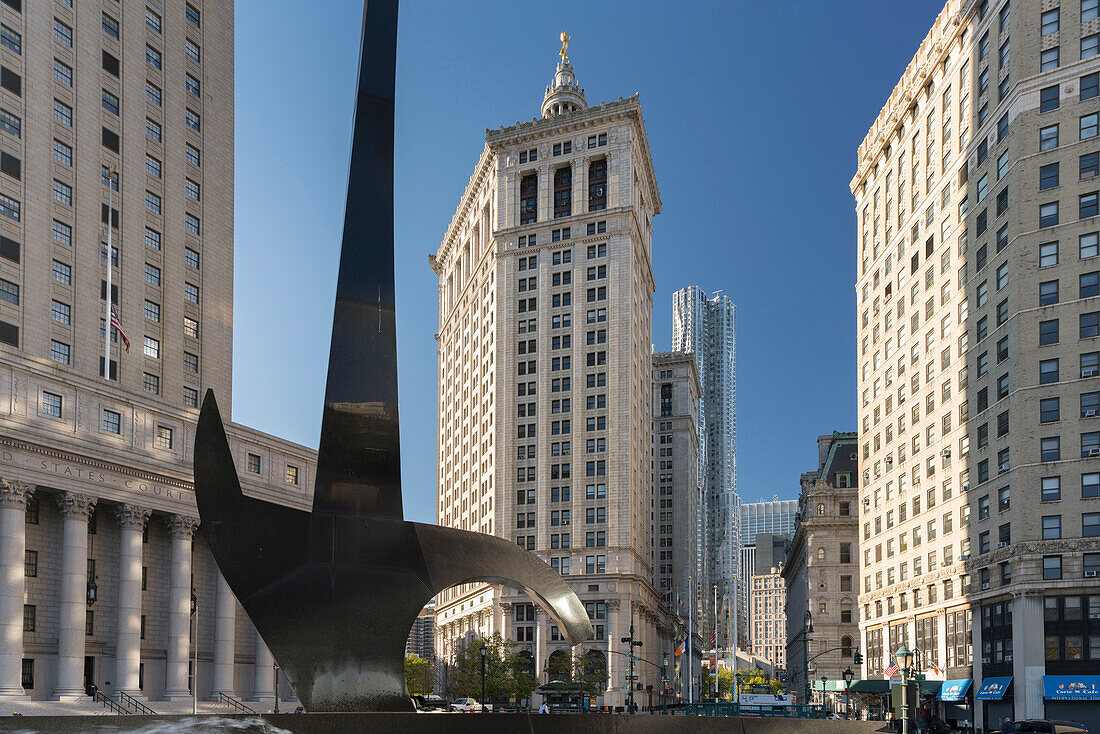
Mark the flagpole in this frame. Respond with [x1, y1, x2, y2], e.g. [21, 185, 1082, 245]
[103, 167, 113, 380]
[713, 584, 718, 700]
[687, 576, 693, 705]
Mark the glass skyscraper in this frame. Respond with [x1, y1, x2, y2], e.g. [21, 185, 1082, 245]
[672, 285, 738, 653]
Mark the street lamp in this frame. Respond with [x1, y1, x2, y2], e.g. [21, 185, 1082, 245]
[821, 676, 828, 712]
[894, 645, 913, 734]
[479, 642, 487, 713]
[190, 591, 198, 716]
[86, 578, 98, 607]
[843, 667, 854, 720]
[802, 611, 813, 708]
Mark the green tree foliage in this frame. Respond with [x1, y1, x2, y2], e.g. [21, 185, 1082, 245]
[404, 656, 431, 695]
[573, 649, 608, 696]
[449, 633, 538, 702]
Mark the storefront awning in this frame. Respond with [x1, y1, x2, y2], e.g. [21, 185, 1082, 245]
[1043, 675, 1100, 701]
[849, 680, 892, 693]
[938, 680, 972, 702]
[918, 680, 943, 696]
[976, 676, 1012, 701]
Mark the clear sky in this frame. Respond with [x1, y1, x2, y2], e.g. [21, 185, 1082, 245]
[232, 0, 947, 524]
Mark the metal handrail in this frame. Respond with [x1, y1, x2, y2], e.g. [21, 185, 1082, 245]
[218, 692, 257, 714]
[117, 690, 156, 715]
[94, 689, 126, 715]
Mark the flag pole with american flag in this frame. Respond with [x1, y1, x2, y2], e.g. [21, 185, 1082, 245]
[103, 166, 115, 379]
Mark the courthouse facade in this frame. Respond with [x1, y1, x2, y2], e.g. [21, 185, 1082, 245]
[0, 0, 316, 706]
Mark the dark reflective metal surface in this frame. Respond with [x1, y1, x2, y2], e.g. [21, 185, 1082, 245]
[193, 0, 592, 713]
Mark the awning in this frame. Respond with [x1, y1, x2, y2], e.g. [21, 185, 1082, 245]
[812, 680, 848, 691]
[849, 680, 892, 693]
[976, 676, 1012, 701]
[1043, 675, 1100, 701]
[918, 680, 943, 696]
[938, 680, 972, 702]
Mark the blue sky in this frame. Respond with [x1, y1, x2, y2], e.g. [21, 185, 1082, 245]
[232, 0, 946, 524]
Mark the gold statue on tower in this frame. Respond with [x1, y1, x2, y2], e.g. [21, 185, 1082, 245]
[560, 31, 571, 62]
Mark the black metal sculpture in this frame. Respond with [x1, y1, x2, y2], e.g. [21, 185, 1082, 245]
[193, 0, 593, 713]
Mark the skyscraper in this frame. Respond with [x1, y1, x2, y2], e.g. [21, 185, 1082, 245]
[430, 42, 667, 708]
[853, 1, 1100, 729]
[0, 1, 315, 707]
[739, 499, 797, 649]
[672, 286, 739, 653]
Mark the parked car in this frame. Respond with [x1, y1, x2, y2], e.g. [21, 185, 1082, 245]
[1015, 721, 1089, 734]
[411, 694, 446, 711]
[450, 697, 489, 713]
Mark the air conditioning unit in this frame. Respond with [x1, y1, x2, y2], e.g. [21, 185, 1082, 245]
[960, 554, 971, 560]
[998, 542, 1008, 548]
[1086, 368, 1099, 377]
[1086, 410, 1098, 418]
[1086, 570, 1098, 578]
[1005, 655, 1013, 662]
[1091, 448, 1100, 458]
[941, 448, 952, 458]
[981, 582, 990, 590]
[981, 657, 991, 664]
[961, 485, 970, 493]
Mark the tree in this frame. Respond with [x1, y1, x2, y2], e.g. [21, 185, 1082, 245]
[449, 633, 538, 702]
[573, 649, 608, 697]
[404, 656, 431, 695]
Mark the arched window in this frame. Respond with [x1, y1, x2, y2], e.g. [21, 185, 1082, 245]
[588, 159, 607, 211]
[841, 635, 853, 657]
[520, 173, 537, 224]
[817, 547, 826, 560]
[817, 502, 826, 516]
[554, 166, 572, 218]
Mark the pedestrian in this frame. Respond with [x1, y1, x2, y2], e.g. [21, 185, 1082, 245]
[538, 702, 550, 714]
[1001, 718, 1014, 734]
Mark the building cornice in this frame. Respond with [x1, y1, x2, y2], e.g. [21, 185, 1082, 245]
[849, 0, 973, 196]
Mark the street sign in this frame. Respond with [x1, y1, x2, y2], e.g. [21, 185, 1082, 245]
[625, 675, 639, 680]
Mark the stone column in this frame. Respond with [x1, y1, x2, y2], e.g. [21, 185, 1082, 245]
[573, 157, 586, 215]
[114, 505, 150, 698]
[972, 607, 985, 732]
[250, 631, 275, 704]
[0, 480, 32, 698]
[208, 568, 235, 699]
[1012, 592, 1044, 720]
[163, 514, 198, 700]
[605, 600, 619, 700]
[534, 609, 545, 685]
[52, 492, 96, 701]
[537, 163, 550, 223]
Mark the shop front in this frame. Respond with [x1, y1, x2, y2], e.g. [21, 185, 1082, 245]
[975, 677, 1012, 733]
[937, 680, 973, 730]
[1042, 675, 1100, 734]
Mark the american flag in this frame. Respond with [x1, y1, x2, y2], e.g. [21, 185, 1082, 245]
[110, 307, 130, 353]
[884, 661, 899, 679]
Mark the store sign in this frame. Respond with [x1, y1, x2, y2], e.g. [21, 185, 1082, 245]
[1043, 675, 1100, 701]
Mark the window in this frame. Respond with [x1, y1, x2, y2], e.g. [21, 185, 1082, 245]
[1041, 163, 1060, 190]
[1085, 73, 1100, 102]
[50, 300, 70, 325]
[185, 248, 200, 270]
[143, 373, 159, 395]
[1084, 154, 1100, 181]
[185, 110, 200, 132]
[1084, 192, 1100, 218]
[1040, 203, 1059, 229]
[146, 7, 162, 32]
[1083, 311, 1100, 338]
[144, 264, 161, 286]
[143, 337, 160, 359]
[186, 4, 200, 27]
[52, 180, 72, 207]
[185, 40, 200, 63]
[1042, 476, 1062, 502]
[0, 25, 20, 55]
[1043, 516, 1062, 540]
[1041, 397, 1060, 423]
[146, 118, 161, 142]
[1084, 272, 1100, 297]
[22, 605, 33, 632]
[183, 317, 198, 339]
[0, 108, 19, 138]
[1042, 436, 1061, 462]
[53, 140, 72, 166]
[145, 191, 162, 215]
[1088, 0, 1100, 21]
[155, 425, 173, 449]
[1084, 512, 1100, 537]
[102, 410, 121, 435]
[1041, 124, 1060, 151]
[145, 156, 162, 179]
[41, 392, 61, 418]
[1086, 472, 1100, 498]
[1040, 280, 1060, 305]
[247, 454, 261, 474]
[186, 144, 200, 167]
[185, 74, 200, 98]
[49, 341, 69, 365]
[51, 261, 70, 285]
[1042, 48, 1060, 72]
[1084, 114, 1099, 140]
[143, 301, 160, 323]
[1087, 34, 1100, 60]
[1040, 319, 1059, 345]
[184, 352, 198, 373]
[146, 83, 161, 106]
[102, 13, 119, 39]
[184, 283, 199, 304]
[0, 278, 16, 305]
[145, 228, 161, 251]
[54, 19, 72, 47]
[54, 59, 72, 86]
[1041, 85, 1060, 113]
[1044, 556, 1062, 580]
[185, 214, 200, 236]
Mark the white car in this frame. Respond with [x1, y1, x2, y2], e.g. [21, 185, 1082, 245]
[449, 697, 488, 713]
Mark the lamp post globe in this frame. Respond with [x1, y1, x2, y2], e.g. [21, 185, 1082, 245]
[894, 645, 912, 734]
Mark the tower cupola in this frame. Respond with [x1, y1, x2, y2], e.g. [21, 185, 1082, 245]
[541, 32, 588, 118]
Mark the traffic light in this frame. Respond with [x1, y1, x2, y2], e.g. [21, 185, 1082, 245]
[853, 650, 863, 665]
